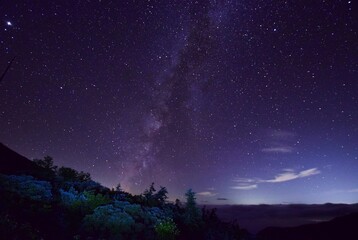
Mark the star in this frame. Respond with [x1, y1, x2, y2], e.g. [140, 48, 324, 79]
[0, 0, 356, 205]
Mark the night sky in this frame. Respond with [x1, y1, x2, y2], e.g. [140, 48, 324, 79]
[0, 0, 357, 204]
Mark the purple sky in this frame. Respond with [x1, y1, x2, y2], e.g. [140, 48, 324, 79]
[0, 0, 357, 204]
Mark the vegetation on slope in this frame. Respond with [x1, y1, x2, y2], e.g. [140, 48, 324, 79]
[0, 156, 244, 240]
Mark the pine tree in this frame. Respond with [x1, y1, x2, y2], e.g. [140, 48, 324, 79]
[183, 189, 202, 227]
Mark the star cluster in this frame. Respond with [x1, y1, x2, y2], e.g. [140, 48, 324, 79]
[0, 0, 357, 204]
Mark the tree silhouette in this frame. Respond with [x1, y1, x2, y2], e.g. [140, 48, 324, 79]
[154, 186, 168, 205]
[183, 189, 202, 227]
[33, 156, 57, 171]
[115, 183, 122, 192]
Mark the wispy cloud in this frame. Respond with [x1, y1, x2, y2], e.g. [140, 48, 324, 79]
[271, 130, 296, 139]
[299, 168, 321, 177]
[231, 168, 321, 190]
[261, 130, 296, 154]
[233, 178, 258, 183]
[260, 172, 298, 183]
[348, 188, 358, 193]
[262, 146, 293, 153]
[197, 191, 217, 197]
[230, 184, 258, 190]
[260, 168, 320, 183]
[326, 188, 358, 194]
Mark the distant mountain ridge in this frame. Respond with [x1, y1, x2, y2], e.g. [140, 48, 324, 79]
[213, 202, 358, 233]
[257, 212, 358, 240]
[0, 142, 45, 176]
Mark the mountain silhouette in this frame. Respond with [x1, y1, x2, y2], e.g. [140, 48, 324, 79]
[0, 142, 45, 176]
[257, 212, 358, 240]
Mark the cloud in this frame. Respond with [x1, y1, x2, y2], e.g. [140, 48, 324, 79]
[282, 168, 294, 172]
[261, 172, 298, 183]
[348, 188, 358, 193]
[298, 168, 321, 178]
[230, 184, 258, 190]
[233, 178, 257, 183]
[197, 191, 217, 197]
[271, 130, 296, 139]
[326, 188, 358, 194]
[262, 146, 293, 153]
[231, 168, 321, 190]
[260, 168, 320, 183]
[261, 130, 296, 154]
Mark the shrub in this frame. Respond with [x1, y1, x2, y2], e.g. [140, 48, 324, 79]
[1, 175, 52, 201]
[82, 203, 135, 239]
[82, 201, 167, 239]
[155, 218, 180, 240]
[59, 188, 110, 214]
[59, 187, 85, 206]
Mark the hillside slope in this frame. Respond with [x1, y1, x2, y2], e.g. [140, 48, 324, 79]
[0, 143, 45, 176]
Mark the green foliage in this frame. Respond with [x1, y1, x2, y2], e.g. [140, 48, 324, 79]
[78, 191, 110, 213]
[123, 203, 143, 218]
[155, 218, 180, 240]
[61, 189, 110, 214]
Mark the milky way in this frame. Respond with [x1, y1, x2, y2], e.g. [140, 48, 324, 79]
[121, 0, 218, 190]
[0, 0, 357, 204]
